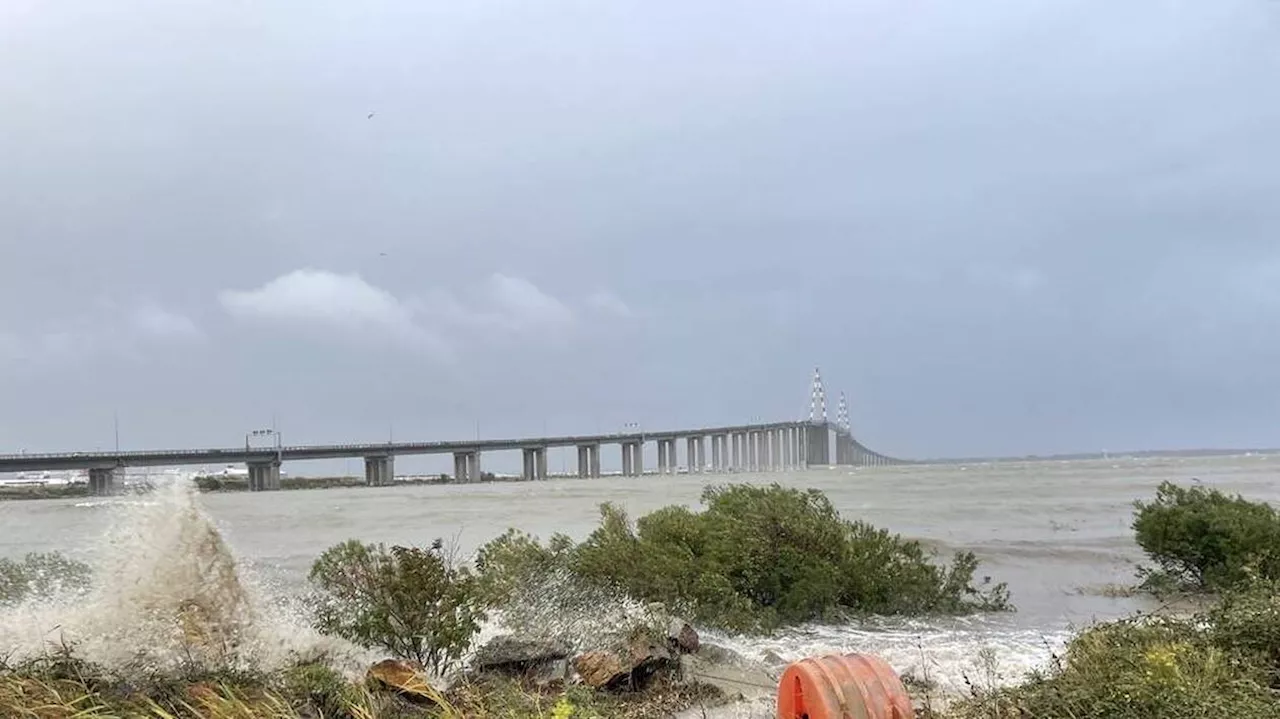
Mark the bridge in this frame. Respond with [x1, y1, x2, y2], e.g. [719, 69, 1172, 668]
[0, 369, 904, 494]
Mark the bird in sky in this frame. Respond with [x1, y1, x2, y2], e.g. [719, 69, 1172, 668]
[367, 111, 376, 119]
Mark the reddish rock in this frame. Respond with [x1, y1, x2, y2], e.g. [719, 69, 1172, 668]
[574, 635, 679, 691]
[574, 650, 627, 688]
[366, 659, 440, 705]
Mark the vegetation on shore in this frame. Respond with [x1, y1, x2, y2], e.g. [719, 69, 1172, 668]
[0, 649, 714, 718]
[0, 482, 92, 501]
[1132, 480, 1280, 595]
[932, 481, 1280, 719]
[475, 483, 1011, 632]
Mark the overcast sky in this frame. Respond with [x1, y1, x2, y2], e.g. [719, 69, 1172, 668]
[2, 0, 1279, 469]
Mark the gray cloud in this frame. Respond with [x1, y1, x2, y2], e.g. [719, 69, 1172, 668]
[1, 0, 1279, 465]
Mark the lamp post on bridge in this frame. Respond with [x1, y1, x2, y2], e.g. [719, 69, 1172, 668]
[245, 428, 282, 464]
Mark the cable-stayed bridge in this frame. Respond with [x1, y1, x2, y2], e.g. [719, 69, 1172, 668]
[0, 368, 903, 494]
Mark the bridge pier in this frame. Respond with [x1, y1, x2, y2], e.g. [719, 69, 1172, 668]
[453, 451, 482, 482]
[806, 424, 830, 467]
[620, 442, 643, 476]
[247, 460, 281, 491]
[364, 455, 395, 486]
[521, 447, 548, 480]
[656, 439, 675, 474]
[88, 467, 118, 495]
[684, 437, 696, 473]
[576, 444, 601, 478]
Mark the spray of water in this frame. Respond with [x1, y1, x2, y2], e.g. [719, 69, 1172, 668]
[480, 565, 670, 654]
[0, 478, 368, 676]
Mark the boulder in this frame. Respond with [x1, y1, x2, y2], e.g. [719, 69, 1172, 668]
[366, 659, 440, 705]
[573, 634, 679, 691]
[574, 650, 628, 688]
[666, 618, 700, 654]
[473, 635, 571, 684]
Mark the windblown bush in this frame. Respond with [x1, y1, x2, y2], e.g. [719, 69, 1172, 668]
[1206, 579, 1280, 682]
[476, 483, 1010, 632]
[474, 529, 577, 607]
[308, 539, 485, 674]
[0, 551, 92, 604]
[939, 616, 1279, 719]
[1132, 481, 1280, 593]
[940, 579, 1280, 719]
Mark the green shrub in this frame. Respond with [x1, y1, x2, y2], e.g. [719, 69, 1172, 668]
[474, 528, 576, 607]
[1132, 481, 1280, 592]
[942, 618, 1278, 719]
[1206, 580, 1280, 681]
[476, 483, 1009, 632]
[0, 552, 92, 604]
[308, 539, 485, 674]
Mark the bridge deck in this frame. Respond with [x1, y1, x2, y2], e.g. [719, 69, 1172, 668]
[0, 420, 880, 472]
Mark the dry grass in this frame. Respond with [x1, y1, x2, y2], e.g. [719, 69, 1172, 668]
[0, 659, 720, 719]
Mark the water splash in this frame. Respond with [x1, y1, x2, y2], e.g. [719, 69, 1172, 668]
[0, 478, 368, 675]
[707, 615, 1071, 696]
[481, 566, 669, 653]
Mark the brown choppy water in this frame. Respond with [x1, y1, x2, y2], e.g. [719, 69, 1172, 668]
[2, 455, 1278, 693]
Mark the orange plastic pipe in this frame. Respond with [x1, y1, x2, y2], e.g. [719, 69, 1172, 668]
[776, 653, 912, 719]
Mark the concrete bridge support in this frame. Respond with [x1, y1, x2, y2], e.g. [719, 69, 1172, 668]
[453, 451, 482, 482]
[88, 467, 118, 495]
[521, 447, 548, 480]
[711, 434, 726, 472]
[364, 455, 395, 486]
[620, 442, 643, 476]
[247, 460, 281, 491]
[657, 439, 677, 474]
[576, 444, 601, 478]
[806, 424, 830, 467]
[788, 422, 798, 468]
[685, 436, 706, 473]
